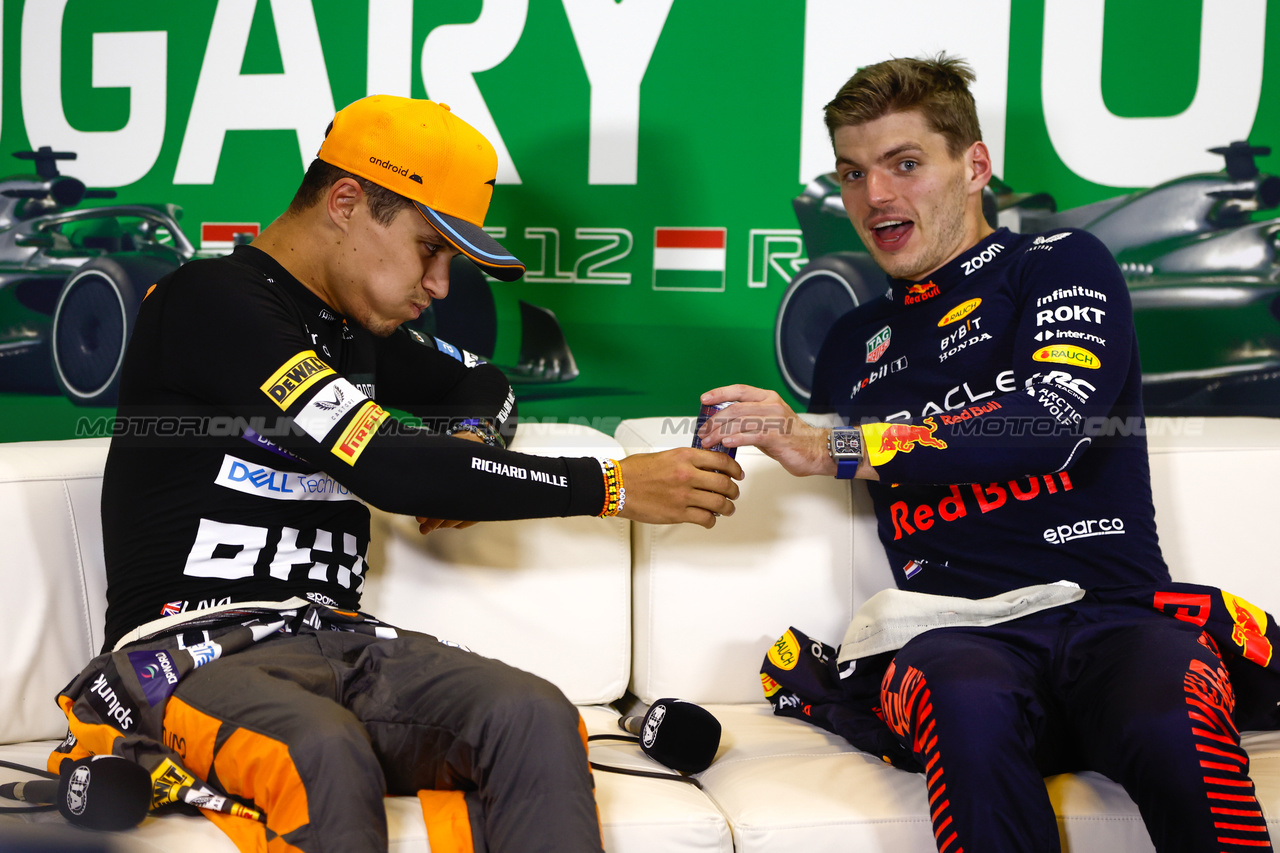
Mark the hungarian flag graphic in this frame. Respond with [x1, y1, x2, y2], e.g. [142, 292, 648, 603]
[653, 227, 727, 290]
[200, 222, 261, 253]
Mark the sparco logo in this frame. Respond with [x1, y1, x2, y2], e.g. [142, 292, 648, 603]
[1044, 517, 1125, 544]
[642, 705, 666, 748]
[369, 156, 410, 176]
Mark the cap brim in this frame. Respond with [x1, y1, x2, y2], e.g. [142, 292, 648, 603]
[414, 202, 525, 282]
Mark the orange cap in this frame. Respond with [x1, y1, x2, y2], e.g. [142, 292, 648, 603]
[317, 95, 524, 281]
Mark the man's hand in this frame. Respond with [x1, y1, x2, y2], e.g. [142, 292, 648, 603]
[618, 448, 744, 529]
[416, 517, 479, 535]
[697, 384, 836, 478]
[416, 430, 486, 535]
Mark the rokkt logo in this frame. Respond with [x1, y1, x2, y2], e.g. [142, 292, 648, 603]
[66, 764, 91, 816]
[642, 704, 665, 749]
[1035, 304, 1105, 326]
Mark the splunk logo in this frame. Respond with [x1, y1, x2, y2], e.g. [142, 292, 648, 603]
[1043, 517, 1125, 544]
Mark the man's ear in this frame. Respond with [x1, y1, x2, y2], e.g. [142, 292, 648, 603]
[327, 177, 363, 233]
[967, 141, 993, 193]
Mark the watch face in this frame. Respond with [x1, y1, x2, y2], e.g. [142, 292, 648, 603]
[832, 431, 860, 455]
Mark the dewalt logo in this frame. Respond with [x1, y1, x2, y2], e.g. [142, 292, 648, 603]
[261, 350, 335, 410]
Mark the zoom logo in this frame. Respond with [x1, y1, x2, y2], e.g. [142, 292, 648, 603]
[1043, 517, 1125, 544]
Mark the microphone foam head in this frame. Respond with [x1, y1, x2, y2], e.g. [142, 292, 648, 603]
[58, 755, 152, 831]
[641, 698, 722, 774]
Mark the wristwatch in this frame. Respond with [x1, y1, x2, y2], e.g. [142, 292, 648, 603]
[828, 427, 864, 479]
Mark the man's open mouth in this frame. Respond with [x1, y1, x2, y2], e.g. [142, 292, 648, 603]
[871, 219, 914, 248]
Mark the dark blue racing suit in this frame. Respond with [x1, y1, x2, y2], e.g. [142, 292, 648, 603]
[809, 227, 1272, 853]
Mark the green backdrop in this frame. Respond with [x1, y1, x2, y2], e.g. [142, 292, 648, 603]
[2, 0, 1276, 441]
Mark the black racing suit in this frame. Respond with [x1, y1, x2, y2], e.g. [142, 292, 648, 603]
[809, 228, 1271, 853]
[69, 245, 608, 852]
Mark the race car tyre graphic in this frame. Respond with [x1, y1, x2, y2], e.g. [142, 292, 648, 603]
[775, 252, 885, 404]
[51, 254, 177, 407]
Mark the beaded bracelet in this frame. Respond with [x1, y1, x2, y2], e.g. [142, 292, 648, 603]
[598, 458, 626, 517]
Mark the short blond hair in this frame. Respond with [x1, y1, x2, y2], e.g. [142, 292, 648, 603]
[824, 54, 981, 158]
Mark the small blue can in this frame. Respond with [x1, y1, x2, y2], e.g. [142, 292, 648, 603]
[692, 401, 737, 458]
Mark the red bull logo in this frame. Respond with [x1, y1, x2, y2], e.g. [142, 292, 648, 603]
[903, 280, 941, 305]
[1223, 591, 1273, 666]
[879, 422, 947, 453]
[866, 417, 947, 466]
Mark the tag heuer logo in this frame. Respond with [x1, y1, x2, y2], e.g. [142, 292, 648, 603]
[866, 326, 891, 363]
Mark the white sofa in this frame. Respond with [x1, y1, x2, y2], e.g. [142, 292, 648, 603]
[2, 416, 1279, 851]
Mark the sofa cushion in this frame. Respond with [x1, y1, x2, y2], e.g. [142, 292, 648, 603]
[1147, 417, 1280, 607]
[693, 704, 1280, 853]
[364, 422, 633, 705]
[0, 439, 111, 744]
[0, 706, 733, 852]
[616, 416, 883, 705]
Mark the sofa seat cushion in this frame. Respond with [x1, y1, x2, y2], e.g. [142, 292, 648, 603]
[0, 706, 731, 853]
[693, 704, 1280, 853]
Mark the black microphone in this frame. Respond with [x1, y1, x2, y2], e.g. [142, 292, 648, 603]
[0, 755, 151, 830]
[619, 698, 722, 774]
